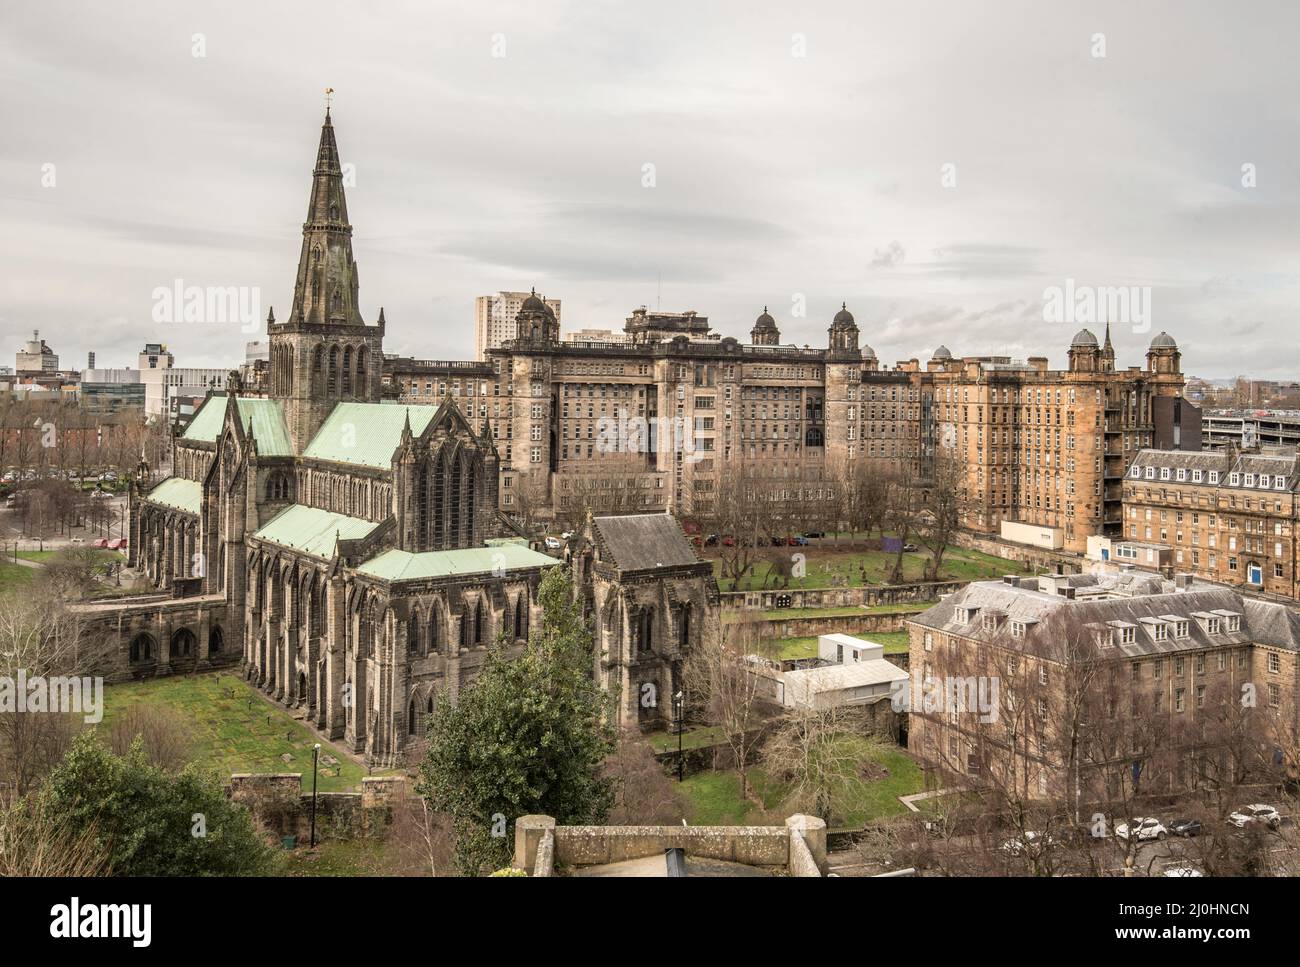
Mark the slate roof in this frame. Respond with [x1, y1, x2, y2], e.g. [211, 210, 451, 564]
[302, 401, 441, 468]
[591, 513, 699, 572]
[253, 504, 378, 559]
[356, 544, 557, 582]
[181, 396, 293, 457]
[1128, 448, 1297, 491]
[908, 575, 1300, 656]
[145, 477, 203, 515]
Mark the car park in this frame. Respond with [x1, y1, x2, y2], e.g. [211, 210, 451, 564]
[1227, 804, 1281, 829]
[1115, 817, 1167, 841]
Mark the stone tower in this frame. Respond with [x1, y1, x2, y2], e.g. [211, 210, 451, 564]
[750, 307, 780, 345]
[270, 108, 386, 452]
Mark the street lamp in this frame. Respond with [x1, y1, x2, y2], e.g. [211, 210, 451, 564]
[309, 743, 321, 848]
[673, 691, 684, 783]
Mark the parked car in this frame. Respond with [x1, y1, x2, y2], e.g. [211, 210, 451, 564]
[1227, 804, 1281, 829]
[107, 538, 128, 550]
[803, 531, 824, 539]
[704, 534, 719, 546]
[1162, 864, 1204, 877]
[788, 535, 808, 546]
[721, 536, 735, 547]
[1168, 818, 1202, 837]
[902, 542, 920, 553]
[92, 538, 109, 549]
[543, 536, 563, 551]
[1115, 817, 1168, 842]
[999, 831, 1055, 856]
[70, 536, 85, 544]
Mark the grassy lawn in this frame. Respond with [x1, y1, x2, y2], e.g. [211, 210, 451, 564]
[0, 561, 35, 592]
[775, 630, 910, 661]
[17, 548, 120, 563]
[279, 839, 389, 876]
[645, 724, 728, 755]
[711, 544, 1027, 592]
[678, 768, 788, 825]
[678, 739, 924, 828]
[100, 672, 367, 792]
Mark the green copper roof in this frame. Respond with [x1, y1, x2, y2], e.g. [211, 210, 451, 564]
[181, 395, 292, 457]
[145, 477, 203, 515]
[302, 401, 441, 468]
[253, 504, 378, 559]
[356, 544, 558, 583]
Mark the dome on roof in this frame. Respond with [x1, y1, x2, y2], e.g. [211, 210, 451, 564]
[861, 343, 877, 360]
[753, 307, 777, 330]
[1071, 328, 1099, 348]
[831, 303, 856, 328]
[520, 289, 546, 312]
[932, 345, 952, 360]
[1149, 331, 1178, 350]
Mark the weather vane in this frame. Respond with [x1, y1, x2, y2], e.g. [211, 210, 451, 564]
[324, 87, 334, 112]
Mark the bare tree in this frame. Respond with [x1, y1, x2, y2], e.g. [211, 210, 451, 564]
[763, 705, 869, 825]
[683, 614, 769, 800]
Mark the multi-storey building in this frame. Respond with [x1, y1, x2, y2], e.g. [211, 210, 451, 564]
[475, 290, 561, 359]
[906, 571, 1300, 800]
[441, 304, 1190, 550]
[1122, 447, 1300, 600]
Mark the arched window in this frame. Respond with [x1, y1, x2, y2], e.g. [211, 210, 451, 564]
[514, 595, 528, 641]
[356, 346, 368, 393]
[312, 346, 323, 393]
[129, 633, 155, 662]
[429, 606, 441, 653]
[342, 345, 353, 396]
[328, 346, 339, 395]
[805, 427, 824, 447]
[408, 612, 420, 655]
[474, 597, 487, 646]
[266, 471, 289, 502]
[408, 699, 418, 735]
[209, 625, 223, 655]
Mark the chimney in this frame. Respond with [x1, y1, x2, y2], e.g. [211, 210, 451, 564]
[1174, 573, 1194, 591]
[1058, 586, 1076, 599]
[1003, 574, 1020, 586]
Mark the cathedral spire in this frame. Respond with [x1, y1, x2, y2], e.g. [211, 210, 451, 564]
[289, 106, 363, 326]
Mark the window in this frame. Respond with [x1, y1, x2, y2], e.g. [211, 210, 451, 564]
[1269, 653, 1281, 674]
[1269, 684, 1281, 708]
[1175, 688, 1185, 713]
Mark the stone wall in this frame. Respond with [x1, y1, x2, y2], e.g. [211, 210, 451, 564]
[722, 580, 964, 612]
[227, 773, 406, 842]
[756, 610, 920, 639]
[950, 531, 1078, 573]
[513, 814, 827, 875]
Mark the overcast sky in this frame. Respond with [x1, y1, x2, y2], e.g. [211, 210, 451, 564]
[2, 0, 1297, 378]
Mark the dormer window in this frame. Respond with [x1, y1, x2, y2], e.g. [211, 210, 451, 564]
[1207, 618, 1220, 634]
[1209, 471, 1219, 484]
[1192, 469, 1203, 482]
[1175, 620, 1189, 638]
[1230, 472, 1241, 486]
[1244, 474, 1255, 488]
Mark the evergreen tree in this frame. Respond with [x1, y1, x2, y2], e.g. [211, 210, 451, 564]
[40, 732, 273, 876]
[418, 565, 616, 874]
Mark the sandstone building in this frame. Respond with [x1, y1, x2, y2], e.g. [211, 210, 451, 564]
[1122, 447, 1300, 599]
[439, 305, 1190, 552]
[906, 571, 1300, 801]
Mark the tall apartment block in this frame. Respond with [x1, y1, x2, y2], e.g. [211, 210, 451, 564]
[475, 290, 561, 359]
